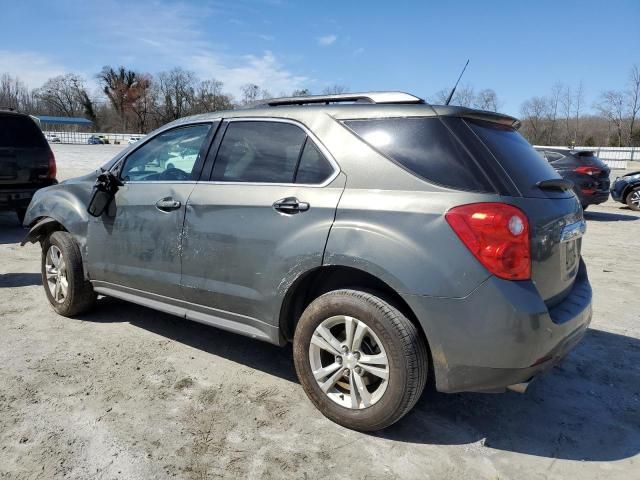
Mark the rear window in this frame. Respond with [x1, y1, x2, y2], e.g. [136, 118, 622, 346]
[344, 117, 494, 192]
[467, 120, 565, 197]
[0, 114, 47, 148]
[571, 151, 608, 168]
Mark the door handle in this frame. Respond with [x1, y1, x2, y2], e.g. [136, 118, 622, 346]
[155, 198, 181, 212]
[273, 197, 310, 214]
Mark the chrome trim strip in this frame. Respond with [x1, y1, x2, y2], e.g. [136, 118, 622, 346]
[560, 220, 587, 243]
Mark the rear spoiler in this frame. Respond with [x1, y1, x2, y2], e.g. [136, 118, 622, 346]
[431, 105, 521, 130]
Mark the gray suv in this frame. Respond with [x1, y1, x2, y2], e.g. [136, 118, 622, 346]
[22, 92, 592, 431]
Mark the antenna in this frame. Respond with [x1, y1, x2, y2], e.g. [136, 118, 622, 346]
[445, 60, 470, 106]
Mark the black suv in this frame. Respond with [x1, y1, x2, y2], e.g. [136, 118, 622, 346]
[535, 148, 610, 209]
[0, 109, 57, 224]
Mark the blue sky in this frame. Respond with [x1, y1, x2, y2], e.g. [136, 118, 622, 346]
[1, 0, 638, 115]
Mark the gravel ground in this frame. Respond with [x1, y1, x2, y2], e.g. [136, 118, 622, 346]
[1, 144, 639, 479]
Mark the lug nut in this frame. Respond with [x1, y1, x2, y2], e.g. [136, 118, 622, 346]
[343, 369, 350, 377]
[355, 366, 363, 375]
[341, 345, 349, 353]
[353, 352, 361, 360]
[336, 356, 343, 364]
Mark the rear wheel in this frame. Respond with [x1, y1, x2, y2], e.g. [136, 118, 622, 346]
[626, 187, 640, 211]
[41, 231, 96, 316]
[293, 289, 428, 431]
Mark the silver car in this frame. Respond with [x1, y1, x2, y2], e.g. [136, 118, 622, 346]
[22, 92, 592, 431]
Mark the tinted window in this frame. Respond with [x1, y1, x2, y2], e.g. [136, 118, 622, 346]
[468, 120, 564, 198]
[0, 114, 47, 148]
[212, 122, 306, 183]
[295, 140, 334, 184]
[121, 124, 211, 182]
[344, 117, 493, 192]
[545, 151, 566, 162]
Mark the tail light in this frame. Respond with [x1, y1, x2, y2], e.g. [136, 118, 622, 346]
[574, 166, 601, 176]
[445, 203, 530, 280]
[48, 149, 57, 180]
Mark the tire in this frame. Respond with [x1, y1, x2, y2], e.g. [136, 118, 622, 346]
[15, 208, 26, 225]
[626, 187, 640, 211]
[41, 231, 96, 316]
[293, 289, 428, 431]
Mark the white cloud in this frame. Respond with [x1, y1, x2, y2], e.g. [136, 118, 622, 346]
[0, 50, 67, 88]
[189, 51, 309, 97]
[317, 34, 338, 46]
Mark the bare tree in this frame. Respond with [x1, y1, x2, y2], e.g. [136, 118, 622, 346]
[546, 82, 563, 144]
[560, 85, 573, 145]
[574, 81, 585, 145]
[520, 96, 549, 144]
[195, 79, 233, 113]
[474, 89, 501, 112]
[241, 84, 260, 105]
[129, 74, 155, 133]
[98, 66, 140, 130]
[0, 74, 32, 111]
[34, 74, 84, 117]
[595, 90, 626, 146]
[155, 68, 197, 122]
[322, 84, 348, 95]
[291, 88, 311, 96]
[627, 64, 640, 145]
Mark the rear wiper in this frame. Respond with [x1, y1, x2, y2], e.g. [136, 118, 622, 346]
[536, 179, 574, 191]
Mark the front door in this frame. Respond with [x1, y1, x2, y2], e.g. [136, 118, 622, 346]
[87, 122, 214, 298]
[181, 119, 344, 328]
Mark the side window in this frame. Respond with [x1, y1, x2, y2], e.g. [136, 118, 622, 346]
[212, 121, 306, 183]
[295, 140, 334, 184]
[545, 151, 565, 162]
[121, 124, 211, 182]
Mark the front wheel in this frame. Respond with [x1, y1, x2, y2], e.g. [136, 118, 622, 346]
[293, 289, 428, 431]
[626, 187, 640, 211]
[41, 231, 96, 316]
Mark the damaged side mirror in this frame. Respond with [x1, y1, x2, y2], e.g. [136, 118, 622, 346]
[87, 171, 123, 217]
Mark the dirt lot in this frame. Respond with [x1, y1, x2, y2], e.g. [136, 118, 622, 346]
[1, 144, 639, 479]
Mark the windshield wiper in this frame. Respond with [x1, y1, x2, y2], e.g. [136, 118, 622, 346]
[536, 179, 574, 191]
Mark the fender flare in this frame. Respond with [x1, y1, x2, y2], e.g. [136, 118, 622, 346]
[20, 217, 63, 246]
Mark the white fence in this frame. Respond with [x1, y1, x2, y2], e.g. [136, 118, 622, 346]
[44, 130, 145, 145]
[534, 146, 638, 170]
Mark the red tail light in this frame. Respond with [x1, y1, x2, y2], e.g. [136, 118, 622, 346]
[445, 203, 531, 280]
[48, 149, 57, 180]
[574, 166, 601, 176]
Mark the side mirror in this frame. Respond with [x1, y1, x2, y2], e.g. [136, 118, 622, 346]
[87, 171, 123, 217]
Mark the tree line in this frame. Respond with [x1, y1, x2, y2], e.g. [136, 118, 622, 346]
[518, 65, 639, 147]
[1, 63, 638, 146]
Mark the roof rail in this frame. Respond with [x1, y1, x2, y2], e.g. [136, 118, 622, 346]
[255, 91, 425, 107]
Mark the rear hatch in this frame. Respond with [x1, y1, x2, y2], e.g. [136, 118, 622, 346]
[570, 151, 611, 193]
[465, 120, 583, 305]
[0, 113, 52, 188]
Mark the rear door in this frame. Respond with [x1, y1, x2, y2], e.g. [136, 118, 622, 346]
[181, 119, 344, 326]
[87, 122, 215, 298]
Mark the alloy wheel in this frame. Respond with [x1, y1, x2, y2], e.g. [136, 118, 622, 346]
[308, 315, 389, 409]
[45, 245, 68, 303]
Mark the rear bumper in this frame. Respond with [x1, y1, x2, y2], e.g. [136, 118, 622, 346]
[577, 190, 609, 206]
[402, 259, 592, 393]
[0, 181, 57, 210]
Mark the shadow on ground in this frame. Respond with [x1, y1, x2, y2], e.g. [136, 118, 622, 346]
[76, 297, 640, 463]
[585, 210, 639, 222]
[0, 273, 41, 288]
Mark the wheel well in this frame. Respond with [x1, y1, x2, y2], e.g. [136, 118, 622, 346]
[280, 265, 421, 342]
[623, 183, 640, 202]
[29, 217, 67, 245]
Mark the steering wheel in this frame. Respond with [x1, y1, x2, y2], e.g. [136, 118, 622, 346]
[160, 167, 191, 181]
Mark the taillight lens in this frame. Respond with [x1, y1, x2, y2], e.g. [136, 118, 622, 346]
[445, 203, 531, 280]
[48, 149, 57, 180]
[574, 166, 601, 176]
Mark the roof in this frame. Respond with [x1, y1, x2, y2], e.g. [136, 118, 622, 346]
[34, 115, 93, 125]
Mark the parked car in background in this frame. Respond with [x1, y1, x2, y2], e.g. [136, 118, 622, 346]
[87, 135, 104, 145]
[611, 171, 640, 211]
[99, 135, 110, 144]
[128, 136, 142, 144]
[0, 109, 57, 224]
[21, 92, 592, 431]
[535, 147, 610, 209]
[45, 133, 61, 143]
